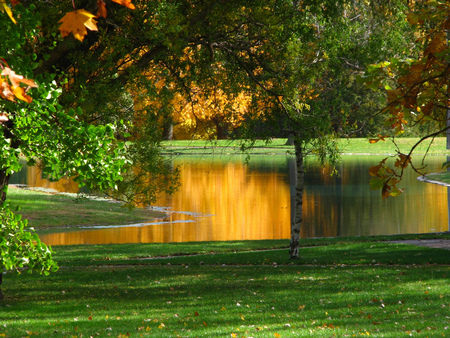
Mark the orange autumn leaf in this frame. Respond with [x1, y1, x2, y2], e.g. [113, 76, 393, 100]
[111, 0, 135, 10]
[369, 134, 388, 144]
[97, 0, 107, 18]
[0, 78, 16, 101]
[1, 67, 37, 88]
[58, 9, 98, 42]
[0, 67, 37, 103]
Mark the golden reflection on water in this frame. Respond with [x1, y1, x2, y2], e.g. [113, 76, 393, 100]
[26, 166, 80, 193]
[17, 155, 450, 246]
[37, 157, 291, 245]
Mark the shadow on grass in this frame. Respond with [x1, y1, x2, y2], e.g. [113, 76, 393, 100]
[1, 263, 449, 337]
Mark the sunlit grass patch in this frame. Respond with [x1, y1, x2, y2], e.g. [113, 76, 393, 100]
[6, 186, 165, 229]
[2, 262, 449, 337]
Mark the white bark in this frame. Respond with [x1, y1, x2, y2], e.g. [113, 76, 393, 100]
[289, 141, 304, 259]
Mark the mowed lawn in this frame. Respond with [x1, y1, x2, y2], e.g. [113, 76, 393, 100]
[1, 238, 449, 337]
[2, 137, 450, 337]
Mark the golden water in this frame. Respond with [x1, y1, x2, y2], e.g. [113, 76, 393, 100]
[12, 155, 449, 245]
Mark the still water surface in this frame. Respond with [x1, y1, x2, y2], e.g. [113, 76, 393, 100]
[10, 155, 449, 245]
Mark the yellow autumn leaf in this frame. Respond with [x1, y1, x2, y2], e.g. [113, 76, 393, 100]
[274, 333, 281, 337]
[12, 86, 32, 103]
[0, 0, 16, 24]
[58, 9, 98, 42]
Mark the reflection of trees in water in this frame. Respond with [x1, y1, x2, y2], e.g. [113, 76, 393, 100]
[15, 156, 450, 245]
[299, 156, 448, 238]
[9, 163, 79, 193]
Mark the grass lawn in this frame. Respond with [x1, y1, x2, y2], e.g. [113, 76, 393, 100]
[161, 137, 450, 156]
[1, 237, 449, 337]
[2, 138, 450, 337]
[6, 186, 165, 229]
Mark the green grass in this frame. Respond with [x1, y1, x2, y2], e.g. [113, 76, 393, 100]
[1, 238, 449, 337]
[425, 171, 450, 184]
[161, 137, 450, 156]
[6, 186, 165, 229]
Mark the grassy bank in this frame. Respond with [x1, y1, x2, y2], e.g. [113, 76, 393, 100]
[161, 137, 450, 156]
[6, 186, 165, 229]
[1, 238, 449, 337]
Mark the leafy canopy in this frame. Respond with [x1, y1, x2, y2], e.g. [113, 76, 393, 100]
[360, 0, 450, 198]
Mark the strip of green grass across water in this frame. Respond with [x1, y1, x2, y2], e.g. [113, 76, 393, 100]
[6, 186, 165, 229]
[161, 137, 450, 156]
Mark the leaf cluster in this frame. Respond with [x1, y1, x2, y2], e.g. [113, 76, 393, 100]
[0, 203, 57, 275]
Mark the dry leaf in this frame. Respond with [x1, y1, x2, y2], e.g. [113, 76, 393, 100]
[0, 67, 37, 103]
[97, 0, 107, 18]
[58, 9, 98, 42]
[0, 112, 8, 122]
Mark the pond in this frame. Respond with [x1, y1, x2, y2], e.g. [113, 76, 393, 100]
[10, 155, 449, 246]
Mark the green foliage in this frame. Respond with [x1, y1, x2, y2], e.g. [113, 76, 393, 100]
[0, 204, 57, 275]
[359, 0, 450, 197]
[0, 3, 138, 280]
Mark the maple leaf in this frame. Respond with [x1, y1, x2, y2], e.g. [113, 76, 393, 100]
[58, 9, 98, 42]
[111, 0, 136, 10]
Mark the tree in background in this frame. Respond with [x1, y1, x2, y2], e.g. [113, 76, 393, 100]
[362, 0, 449, 198]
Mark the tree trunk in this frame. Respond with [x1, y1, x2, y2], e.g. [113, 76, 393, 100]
[212, 116, 229, 140]
[162, 119, 174, 141]
[285, 133, 295, 146]
[0, 117, 16, 300]
[0, 170, 8, 300]
[289, 140, 304, 259]
[0, 169, 10, 204]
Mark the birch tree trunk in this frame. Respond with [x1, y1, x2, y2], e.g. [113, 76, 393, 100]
[289, 140, 304, 259]
[0, 170, 8, 299]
